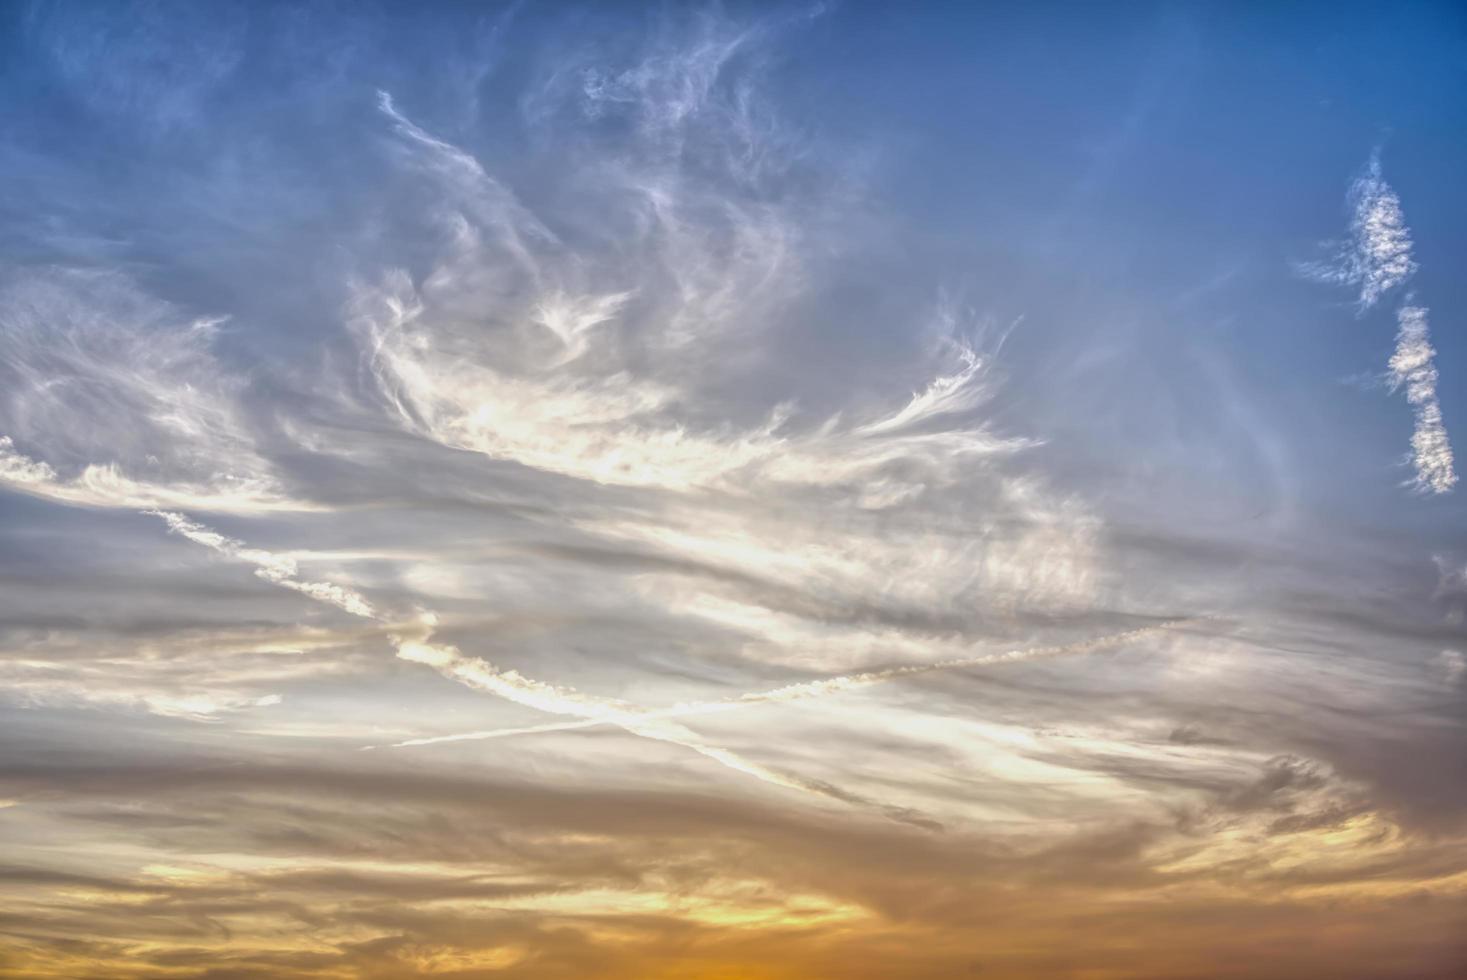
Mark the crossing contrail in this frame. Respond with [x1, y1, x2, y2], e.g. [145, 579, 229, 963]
[390, 618, 1204, 748]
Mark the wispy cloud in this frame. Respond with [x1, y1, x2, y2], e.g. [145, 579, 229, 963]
[390, 618, 1204, 748]
[0, 435, 308, 513]
[352, 94, 1032, 515]
[392, 612, 936, 824]
[0, 269, 306, 513]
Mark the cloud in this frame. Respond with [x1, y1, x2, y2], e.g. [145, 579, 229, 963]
[0, 661, 285, 721]
[1302, 153, 1416, 309]
[348, 94, 1095, 701]
[0, 435, 296, 512]
[854, 336, 993, 438]
[351, 81, 810, 492]
[0, 269, 305, 513]
[1304, 157, 1454, 494]
[1389, 306, 1456, 493]
[144, 509, 923, 816]
[151, 511, 376, 619]
[44, 38, 1110, 828]
[0, 618, 360, 723]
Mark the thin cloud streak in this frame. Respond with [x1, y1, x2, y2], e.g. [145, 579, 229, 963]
[151, 510, 376, 619]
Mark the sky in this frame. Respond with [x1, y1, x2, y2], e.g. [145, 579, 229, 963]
[1, 1, 1466, 978]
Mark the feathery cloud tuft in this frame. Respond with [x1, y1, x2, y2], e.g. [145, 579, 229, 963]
[1303, 154, 1416, 309]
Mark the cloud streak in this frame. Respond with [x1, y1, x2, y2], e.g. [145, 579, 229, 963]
[151, 510, 376, 619]
[1389, 305, 1456, 493]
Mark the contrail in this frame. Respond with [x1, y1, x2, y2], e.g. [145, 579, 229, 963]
[391, 618, 1204, 748]
[151, 510, 376, 618]
[148, 509, 933, 813]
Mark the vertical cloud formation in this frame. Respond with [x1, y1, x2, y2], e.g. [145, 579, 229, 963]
[1307, 155, 1454, 493]
[1390, 306, 1456, 493]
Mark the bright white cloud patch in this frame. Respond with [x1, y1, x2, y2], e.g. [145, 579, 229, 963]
[1389, 306, 1456, 493]
[1304, 155, 1416, 309]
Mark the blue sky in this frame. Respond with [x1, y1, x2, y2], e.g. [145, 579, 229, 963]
[1, 3, 1466, 978]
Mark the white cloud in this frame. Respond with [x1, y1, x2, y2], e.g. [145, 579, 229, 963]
[1388, 306, 1456, 493]
[0, 436, 306, 513]
[1303, 154, 1415, 309]
[354, 267, 1026, 496]
[152, 510, 376, 619]
[856, 340, 989, 437]
[0, 269, 304, 513]
[1304, 158, 1454, 494]
[6, 683, 282, 722]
